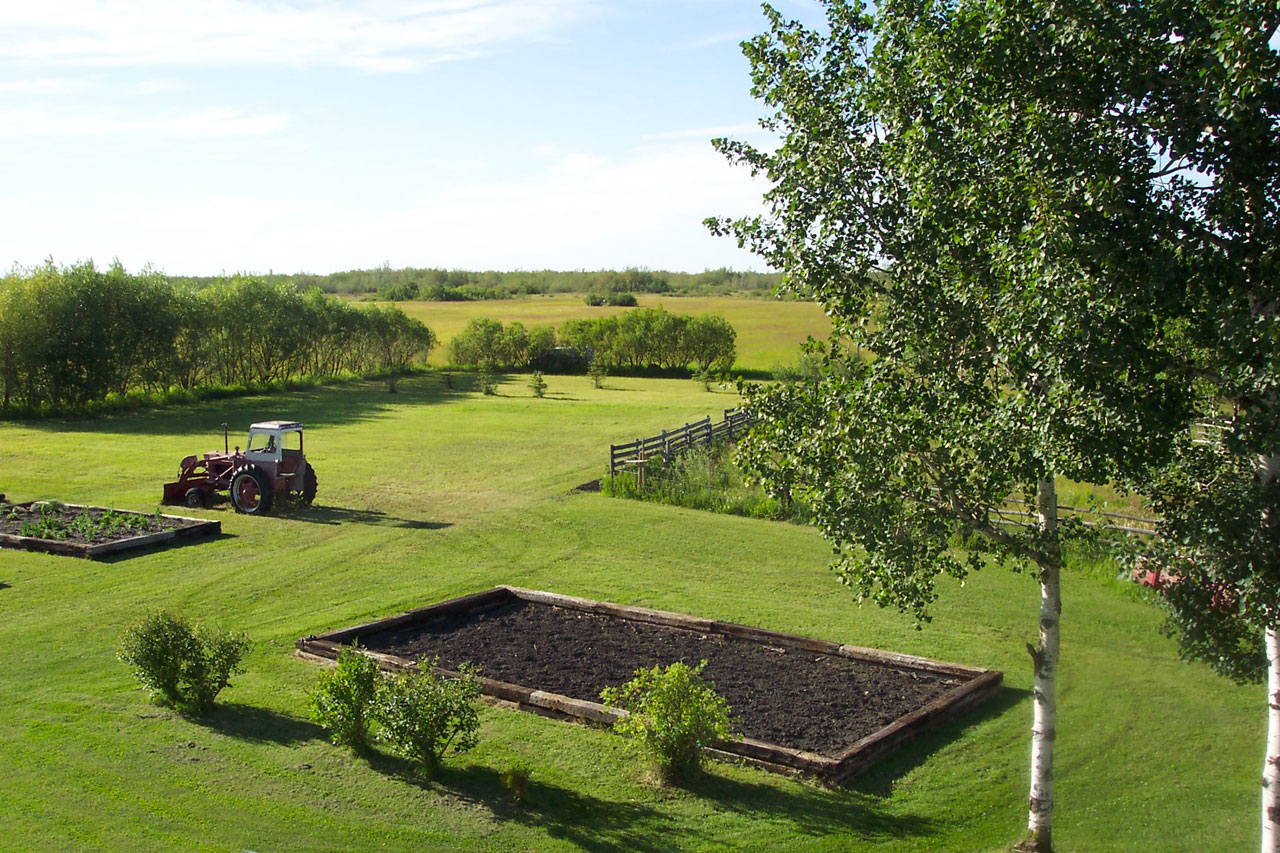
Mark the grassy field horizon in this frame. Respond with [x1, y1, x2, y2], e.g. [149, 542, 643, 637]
[0, 371, 1260, 851]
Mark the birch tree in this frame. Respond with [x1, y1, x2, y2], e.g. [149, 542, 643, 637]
[707, 0, 1277, 848]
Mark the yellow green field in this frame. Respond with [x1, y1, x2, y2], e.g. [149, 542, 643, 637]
[383, 294, 832, 370]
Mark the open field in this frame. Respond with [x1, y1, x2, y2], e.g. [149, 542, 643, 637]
[385, 293, 833, 371]
[0, 372, 1260, 851]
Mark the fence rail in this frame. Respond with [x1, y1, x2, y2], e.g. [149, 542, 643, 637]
[610, 408, 755, 475]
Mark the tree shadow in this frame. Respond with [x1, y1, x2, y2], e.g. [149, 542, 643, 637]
[16, 372, 467, 434]
[97, 531, 235, 564]
[0, 581, 9, 590]
[680, 766, 935, 841]
[194, 702, 328, 745]
[845, 684, 1030, 797]
[359, 754, 933, 850]
[287, 505, 451, 529]
[365, 758, 679, 852]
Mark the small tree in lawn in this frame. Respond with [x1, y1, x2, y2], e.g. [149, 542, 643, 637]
[309, 645, 381, 750]
[587, 359, 607, 389]
[707, 1, 1240, 848]
[529, 370, 547, 398]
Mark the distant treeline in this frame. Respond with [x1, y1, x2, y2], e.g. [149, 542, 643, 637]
[449, 307, 736, 374]
[0, 262, 436, 415]
[170, 266, 784, 301]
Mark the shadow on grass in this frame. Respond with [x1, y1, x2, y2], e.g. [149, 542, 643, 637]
[681, 766, 934, 842]
[363, 755, 681, 852]
[195, 702, 328, 745]
[287, 505, 451, 529]
[361, 753, 933, 850]
[14, 372, 468, 434]
[97, 531, 235, 564]
[0, 581, 9, 590]
[846, 684, 1030, 798]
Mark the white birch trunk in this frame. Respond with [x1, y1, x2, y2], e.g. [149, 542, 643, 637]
[1026, 477, 1061, 852]
[1263, 627, 1280, 853]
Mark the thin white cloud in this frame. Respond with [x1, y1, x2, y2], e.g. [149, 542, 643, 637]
[0, 104, 290, 138]
[0, 0, 597, 72]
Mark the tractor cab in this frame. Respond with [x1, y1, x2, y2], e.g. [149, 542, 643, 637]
[245, 421, 303, 466]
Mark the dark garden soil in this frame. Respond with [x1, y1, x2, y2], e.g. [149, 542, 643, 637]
[360, 599, 962, 757]
[0, 502, 176, 546]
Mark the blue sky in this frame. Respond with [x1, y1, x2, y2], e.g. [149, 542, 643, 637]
[0, 1, 821, 276]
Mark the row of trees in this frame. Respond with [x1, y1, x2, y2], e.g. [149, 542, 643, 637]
[170, 266, 785, 299]
[0, 262, 436, 414]
[447, 308, 737, 374]
[714, 1, 1277, 850]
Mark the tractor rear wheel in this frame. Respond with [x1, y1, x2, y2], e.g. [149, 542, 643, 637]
[230, 465, 273, 515]
[301, 466, 318, 505]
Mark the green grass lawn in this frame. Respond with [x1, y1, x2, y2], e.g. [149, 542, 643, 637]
[0, 372, 1260, 851]
[385, 293, 832, 371]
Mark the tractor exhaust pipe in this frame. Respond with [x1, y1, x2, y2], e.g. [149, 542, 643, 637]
[222, 423, 228, 453]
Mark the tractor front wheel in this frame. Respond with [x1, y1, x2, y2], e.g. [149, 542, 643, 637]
[183, 487, 206, 509]
[230, 465, 274, 515]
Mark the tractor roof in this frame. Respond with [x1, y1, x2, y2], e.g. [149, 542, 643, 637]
[249, 421, 303, 431]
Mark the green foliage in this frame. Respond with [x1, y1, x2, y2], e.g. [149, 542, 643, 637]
[375, 659, 481, 776]
[0, 263, 436, 416]
[309, 645, 382, 750]
[557, 307, 736, 374]
[600, 660, 733, 783]
[13, 502, 160, 542]
[709, 0, 1207, 615]
[174, 266, 783, 298]
[118, 611, 249, 715]
[529, 371, 547, 398]
[585, 291, 638, 307]
[604, 444, 808, 524]
[449, 318, 552, 370]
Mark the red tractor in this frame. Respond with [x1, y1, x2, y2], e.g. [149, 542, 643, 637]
[162, 421, 318, 515]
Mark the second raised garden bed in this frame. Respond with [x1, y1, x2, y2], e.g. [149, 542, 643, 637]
[296, 586, 1003, 783]
[0, 501, 220, 559]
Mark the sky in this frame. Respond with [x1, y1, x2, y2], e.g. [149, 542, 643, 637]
[0, 1, 823, 277]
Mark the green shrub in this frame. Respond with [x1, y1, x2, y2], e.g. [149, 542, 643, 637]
[376, 658, 481, 776]
[600, 660, 733, 782]
[529, 371, 547, 398]
[309, 645, 381, 750]
[118, 611, 250, 715]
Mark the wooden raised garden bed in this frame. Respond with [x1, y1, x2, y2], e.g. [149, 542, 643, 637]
[296, 586, 1003, 783]
[0, 501, 220, 559]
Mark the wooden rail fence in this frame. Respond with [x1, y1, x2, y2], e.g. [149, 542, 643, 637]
[610, 408, 755, 476]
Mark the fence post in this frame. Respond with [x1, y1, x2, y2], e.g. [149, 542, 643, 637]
[661, 429, 669, 465]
